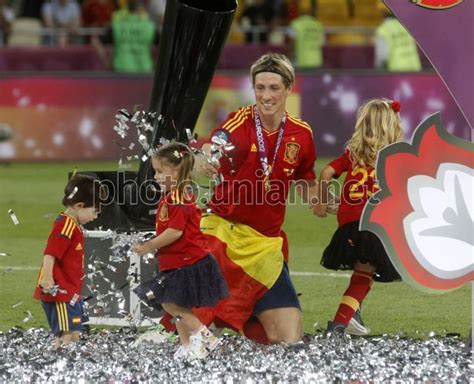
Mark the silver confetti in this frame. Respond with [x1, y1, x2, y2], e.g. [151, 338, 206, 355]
[118, 158, 132, 170]
[113, 124, 128, 139]
[117, 108, 132, 120]
[118, 299, 126, 310]
[8, 209, 19, 225]
[138, 134, 148, 147]
[69, 293, 80, 306]
[109, 255, 125, 263]
[130, 110, 141, 123]
[142, 253, 155, 264]
[42, 285, 67, 297]
[159, 137, 170, 146]
[83, 231, 155, 318]
[185, 128, 197, 144]
[67, 186, 78, 200]
[22, 311, 33, 323]
[0, 330, 471, 382]
[145, 290, 155, 300]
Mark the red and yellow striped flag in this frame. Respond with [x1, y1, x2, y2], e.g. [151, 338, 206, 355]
[194, 215, 284, 337]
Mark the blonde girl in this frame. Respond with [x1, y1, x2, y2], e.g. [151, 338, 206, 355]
[314, 99, 403, 336]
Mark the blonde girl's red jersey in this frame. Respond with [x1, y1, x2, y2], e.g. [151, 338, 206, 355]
[156, 191, 209, 271]
[330, 150, 379, 227]
[208, 105, 317, 237]
[33, 214, 84, 303]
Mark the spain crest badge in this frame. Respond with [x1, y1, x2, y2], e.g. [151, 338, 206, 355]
[411, 0, 463, 9]
[283, 142, 300, 164]
[159, 204, 169, 221]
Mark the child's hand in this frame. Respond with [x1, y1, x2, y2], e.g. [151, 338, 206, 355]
[312, 202, 328, 218]
[326, 190, 340, 215]
[133, 242, 150, 256]
[40, 277, 55, 293]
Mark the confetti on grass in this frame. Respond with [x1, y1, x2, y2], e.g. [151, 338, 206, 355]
[0, 329, 471, 382]
[22, 311, 33, 323]
[8, 209, 19, 225]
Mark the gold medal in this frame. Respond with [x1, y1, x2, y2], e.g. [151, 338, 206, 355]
[264, 176, 271, 192]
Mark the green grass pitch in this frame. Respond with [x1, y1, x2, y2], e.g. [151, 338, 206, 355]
[0, 161, 470, 337]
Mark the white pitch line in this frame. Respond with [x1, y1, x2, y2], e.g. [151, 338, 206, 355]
[0, 266, 38, 271]
[291, 271, 351, 278]
[0, 266, 351, 278]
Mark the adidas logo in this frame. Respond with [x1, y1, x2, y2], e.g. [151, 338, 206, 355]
[75, 243, 83, 251]
[250, 143, 257, 152]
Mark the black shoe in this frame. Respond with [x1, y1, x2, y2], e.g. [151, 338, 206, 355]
[347, 308, 370, 336]
[325, 321, 347, 338]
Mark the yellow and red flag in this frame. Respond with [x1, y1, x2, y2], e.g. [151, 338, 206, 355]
[194, 215, 284, 337]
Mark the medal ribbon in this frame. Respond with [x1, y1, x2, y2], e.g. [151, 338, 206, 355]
[253, 104, 286, 188]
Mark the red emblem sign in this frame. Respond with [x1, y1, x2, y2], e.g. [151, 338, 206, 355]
[360, 114, 473, 292]
[411, 0, 463, 9]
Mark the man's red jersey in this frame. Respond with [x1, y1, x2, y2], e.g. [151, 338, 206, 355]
[34, 214, 84, 303]
[156, 191, 209, 271]
[330, 150, 379, 227]
[208, 105, 317, 237]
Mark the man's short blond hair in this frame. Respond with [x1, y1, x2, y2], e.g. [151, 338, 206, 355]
[250, 53, 295, 88]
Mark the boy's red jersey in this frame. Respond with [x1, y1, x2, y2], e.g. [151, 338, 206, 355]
[330, 150, 379, 226]
[156, 191, 209, 271]
[34, 214, 84, 302]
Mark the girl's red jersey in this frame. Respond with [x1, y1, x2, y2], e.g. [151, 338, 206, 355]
[156, 191, 209, 271]
[330, 150, 379, 227]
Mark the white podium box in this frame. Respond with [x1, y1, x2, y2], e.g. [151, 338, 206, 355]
[83, 230, 162, 326]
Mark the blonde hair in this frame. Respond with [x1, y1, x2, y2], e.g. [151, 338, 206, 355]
[153, 142, 194, 197]
[250, 53, 295, 88]
[347, 98, 403, 167]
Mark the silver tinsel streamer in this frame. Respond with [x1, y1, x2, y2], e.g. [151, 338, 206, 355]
[84, 231, 157, 325]
[113, 109, 158, 167]
[0, 329, 471, 382]
[7, 209, 19, 225]
[114, 108, 208, 164]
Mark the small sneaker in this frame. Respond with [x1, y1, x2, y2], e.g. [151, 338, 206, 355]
[346, 308, 370, 336]
[189, 326, 221, 359]
[132, 328, 169, 347]
[173, 344, 190, 360]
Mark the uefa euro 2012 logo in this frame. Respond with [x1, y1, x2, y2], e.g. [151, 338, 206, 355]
[360, 114, 473, 293]
[411, 0, 463, 9]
